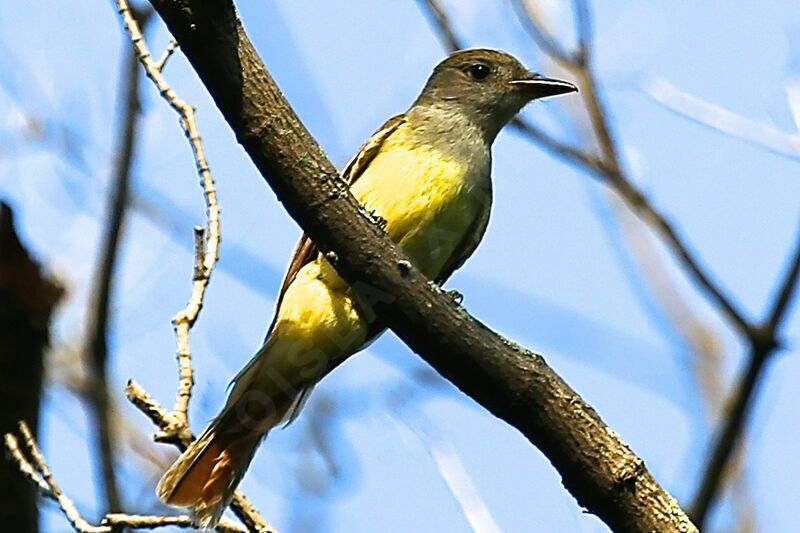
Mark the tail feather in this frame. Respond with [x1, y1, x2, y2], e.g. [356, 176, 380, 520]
[156, 417, 265, 527]
[157, 336, 314, 528]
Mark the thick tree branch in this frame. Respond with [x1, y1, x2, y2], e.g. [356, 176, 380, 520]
[115, 0, 220, 444]
[112, 3, 273, 531]
[145, 1, 696, 531]
[420, 0, 798, 528]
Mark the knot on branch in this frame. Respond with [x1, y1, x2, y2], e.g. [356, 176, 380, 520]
[612, 457, 646, 494]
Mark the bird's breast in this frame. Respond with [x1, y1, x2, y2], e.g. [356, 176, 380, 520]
[349, 125, 491, 279]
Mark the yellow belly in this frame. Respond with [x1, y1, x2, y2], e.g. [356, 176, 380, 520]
[271, 125, 485, 385]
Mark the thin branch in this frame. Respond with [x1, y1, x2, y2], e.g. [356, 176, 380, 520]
[145, 2, 697, 530]
[426, 0, 753, 338]
[766, 221, 800, 330]
[115, 0, 220, 433]
[125, 381, 278, 533]
[690, 223, 800, 527]
[155, 39, 179, 72]
[414, 0, 466, 51]
[83, 5, 152, 513]
[572, 0, 592, 64]
[3, 422, 247, 533]
[509, 116, 609, 174]
[511, 0, 578, 66]
[645, 77, 800, 161]
[688, 345, 770, 529]
[112, 3, 274, 531]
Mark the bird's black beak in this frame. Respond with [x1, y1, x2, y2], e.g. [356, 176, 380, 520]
[509, 75, 578, 100]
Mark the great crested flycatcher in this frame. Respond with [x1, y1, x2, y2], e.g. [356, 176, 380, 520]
[156, 48, 577, 527]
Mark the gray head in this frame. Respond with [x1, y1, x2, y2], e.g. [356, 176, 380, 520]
[413, 49, 577, 141]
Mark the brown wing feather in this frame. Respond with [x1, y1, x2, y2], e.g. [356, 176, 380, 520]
[268, 114, 406, 328]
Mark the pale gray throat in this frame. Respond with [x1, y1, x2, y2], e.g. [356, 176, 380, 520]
[404, 103, 493, 172]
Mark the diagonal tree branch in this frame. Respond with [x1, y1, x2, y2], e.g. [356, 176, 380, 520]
[511, 0, 579, 66]
[690, 222, 800, 527]
[419, 0, 799, 528]
[766, 221, 800, 331]
[420, 0, 752, 337]
[144, 1, 697, 531]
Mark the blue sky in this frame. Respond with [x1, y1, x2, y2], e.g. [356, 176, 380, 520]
[1, 1, 799, 532]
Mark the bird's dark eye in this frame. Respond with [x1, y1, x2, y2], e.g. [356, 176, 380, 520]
[467, 64, 491, 81]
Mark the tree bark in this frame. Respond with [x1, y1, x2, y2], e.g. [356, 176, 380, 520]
[0, 201, 63, 532]
[145, 1, 698, 531]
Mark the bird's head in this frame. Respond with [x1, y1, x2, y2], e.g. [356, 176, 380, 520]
[415, 49, 577, 140]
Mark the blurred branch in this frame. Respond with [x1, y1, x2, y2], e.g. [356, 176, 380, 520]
[423, 0, 751, 337]
[511, 0, 579, 66]
[645, 77, 800, 161]
[415, 0, 465, 51]
[572, 0, 592, 64]
[0, 201, 63, 533]
[145, 1, 697, 531]
[421, 0, 800, 528]
[690, 222, 800, 527]
[766, 222, 800, 330]
[3, 422, 247, 533]
[610, 198, 761, 530]
[83, 4, 152, 513]
[388, 389, 500, 533]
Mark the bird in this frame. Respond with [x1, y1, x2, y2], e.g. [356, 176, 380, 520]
[156, 48, 577, 527]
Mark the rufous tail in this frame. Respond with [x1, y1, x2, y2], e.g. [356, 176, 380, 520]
[156, 346, 294, 528]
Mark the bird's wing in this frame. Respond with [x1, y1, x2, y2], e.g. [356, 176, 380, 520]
[269, 114, 406, 322]
[435, 189, 492, 285]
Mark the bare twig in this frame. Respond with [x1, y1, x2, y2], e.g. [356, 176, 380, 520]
[690, 223, 800, 527]
[155, 39, 179, 72]
[414, 0, 465, 51]
[509, 116, 608, 174]
[424, 0, 753, 338]
[83, 5, 153, 513]
[146, 1, 698, 530]
[125, 381, 278, 533]
[766, 220, 800, 330]
[645, 77, 800, 161]
[511, 0, 578, 66]
[111, 2, 275, 531]
[115, 0, 220, 434]
[3, 422, 247, 533]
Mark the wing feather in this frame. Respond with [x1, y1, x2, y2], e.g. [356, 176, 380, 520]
[266, 114, 406, 334]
